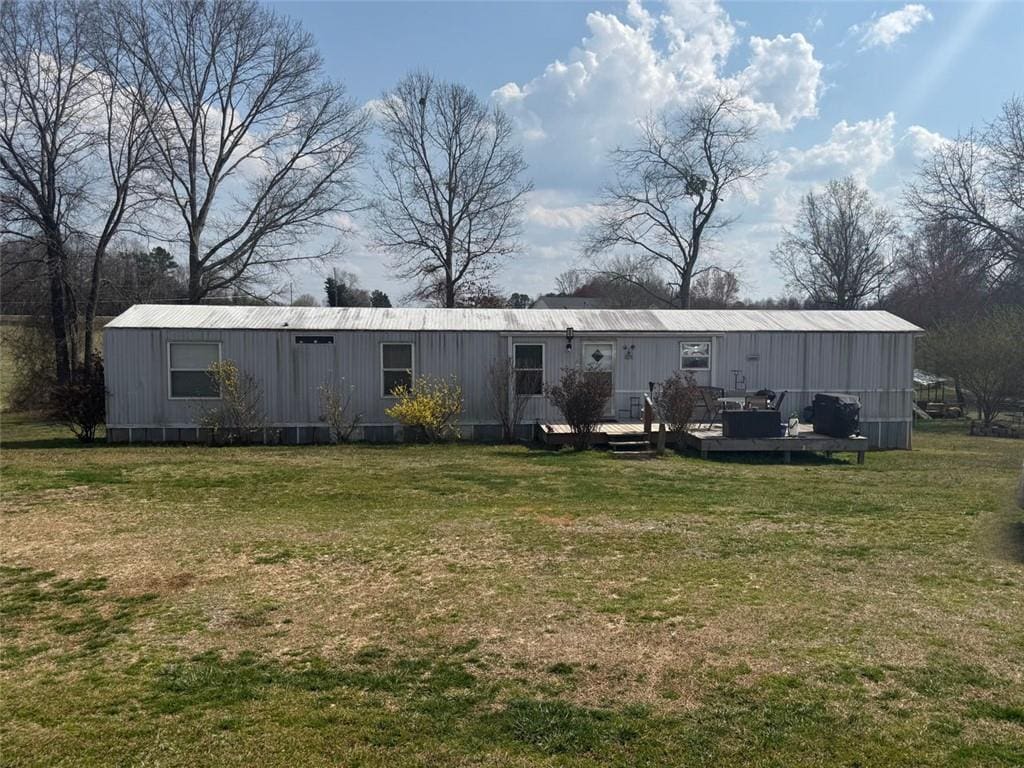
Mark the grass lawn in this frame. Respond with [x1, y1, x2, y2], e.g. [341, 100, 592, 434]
[1, 415, 1022, 767]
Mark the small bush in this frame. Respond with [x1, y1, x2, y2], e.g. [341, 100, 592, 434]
[487, 356, 530, 443]
[318, 380, 362, 443]
[545, 366, 613, 451]
[198, 360, 266, 444]
[49, 354, 106, 442]
[385, 375, 463, 442]
[653, 371, 699, 434]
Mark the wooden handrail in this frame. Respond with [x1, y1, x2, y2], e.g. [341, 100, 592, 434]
[643, 393, 667, 456]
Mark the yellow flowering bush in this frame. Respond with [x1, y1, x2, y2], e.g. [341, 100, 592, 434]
[385, 375, 463, 441]
[198, 360, 267, 443]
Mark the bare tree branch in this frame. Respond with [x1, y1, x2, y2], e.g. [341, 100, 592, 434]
[1, 0, 156, 381]
[371, 72, 532, 307]
[905, 95, 1024, 274]
[582, 90, 767, 308]
[772, 177, 899, 309]
[116, 0, 369, 301]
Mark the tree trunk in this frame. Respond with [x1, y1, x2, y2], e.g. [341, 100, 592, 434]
[44, 238, 72, 385]
[677, 266, 693, 309]
[188, 237, 203, 302]
[186, 228, 203, 303]
[82, 246, 105, 378]
[444, 246, 456, 308]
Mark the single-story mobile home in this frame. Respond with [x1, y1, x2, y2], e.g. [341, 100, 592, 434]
[103, 305, 922, 448]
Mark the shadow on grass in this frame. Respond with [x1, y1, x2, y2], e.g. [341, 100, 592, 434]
[489, 441, 567, 457]
[0, 436, 101, 450]
[689, 449, 854, 466]
[994, 518, 1024, 564]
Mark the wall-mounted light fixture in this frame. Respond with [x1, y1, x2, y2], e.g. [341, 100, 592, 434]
[623, 343, 635, 360]
[565, 326, 574, 351]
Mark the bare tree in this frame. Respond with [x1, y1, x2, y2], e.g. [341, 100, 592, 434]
[372, 72, 532, 307]
[905, 96, 1024, 281]
[119, 0, 368, 302]
[690, 268, 741, 308]
[919, 306, 1024, 426]
[554, 269, 585, 295]
[486, 356, 529, 443]
[2, 0, 94, 384]
[772, 177, 899, 309]
[885, 219, 991, 328]
[1, 0, 155, 381]
[583, 91, 767, 308]
[78, 3, 157, 371]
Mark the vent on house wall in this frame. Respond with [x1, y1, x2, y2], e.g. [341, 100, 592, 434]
[295, 335, 334, 345]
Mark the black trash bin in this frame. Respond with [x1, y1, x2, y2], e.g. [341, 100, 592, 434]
[812, 393, 860, 437]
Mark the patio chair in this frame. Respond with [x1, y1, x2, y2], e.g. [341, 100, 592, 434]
[697, 386, 725, 428]
[772, 391, 787, 412]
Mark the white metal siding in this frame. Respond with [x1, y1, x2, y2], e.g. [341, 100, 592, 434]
[104, 326, 916, 448]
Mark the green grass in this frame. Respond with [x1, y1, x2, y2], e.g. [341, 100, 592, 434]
[1, 413, 1022, 766]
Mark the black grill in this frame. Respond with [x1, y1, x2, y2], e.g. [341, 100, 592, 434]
[812, 393, 860, 438]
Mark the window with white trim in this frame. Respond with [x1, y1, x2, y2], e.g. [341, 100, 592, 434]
[513, 343, 544, 396]
[680, 341, 711, 370]
[168, 342, 221, 398]
[381, 343, 413, 397]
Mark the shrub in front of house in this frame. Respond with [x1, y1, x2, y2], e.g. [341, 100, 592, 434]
[318, 379, 362, 443]
[385, 375, 463, 442]
[198, 360, 267, 444]
[50, 354, 106, 443]
[653, 371, 700, 435]
[545, 365, 613, 451]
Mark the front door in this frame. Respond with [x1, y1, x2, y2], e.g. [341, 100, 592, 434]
[583, 342, 615, 419]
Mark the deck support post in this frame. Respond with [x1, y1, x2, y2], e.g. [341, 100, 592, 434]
[656, 422, 667, 456]
[783, 450, 791, 464]
[857, 451, 865, 465]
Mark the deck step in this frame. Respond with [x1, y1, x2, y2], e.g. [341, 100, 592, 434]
[607, 440, 650, 449]
[611, 449, 657, 459]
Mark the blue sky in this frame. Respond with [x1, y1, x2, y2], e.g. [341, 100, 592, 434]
[274, 1, 1023, 303]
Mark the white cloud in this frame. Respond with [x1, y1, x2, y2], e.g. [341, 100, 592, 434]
[904, 124, 948, 158]
[853, 4, 934, 50]
[525, 194, 601, 230]
[787, 113, 897, 181]
[492, 0, 824, 188]
[660, 0, 736, 87]
[733, 33, 823, 130]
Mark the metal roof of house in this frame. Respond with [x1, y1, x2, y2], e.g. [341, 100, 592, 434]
[106, 304, 923, 334]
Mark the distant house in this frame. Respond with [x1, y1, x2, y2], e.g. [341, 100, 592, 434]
[530, 295, 607, 309]
[103, 305, 921, 448]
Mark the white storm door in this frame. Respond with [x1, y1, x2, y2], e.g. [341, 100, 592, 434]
[583, 342, 615, 418]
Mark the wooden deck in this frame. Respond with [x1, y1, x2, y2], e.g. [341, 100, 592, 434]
[681, 423, 867, 463]
[539, 421, 868, 463]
